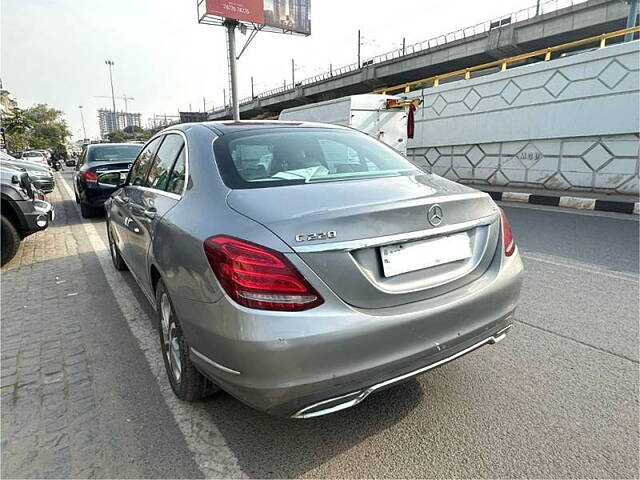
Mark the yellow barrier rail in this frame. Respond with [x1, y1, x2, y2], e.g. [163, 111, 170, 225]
[375, 25, 640, 95]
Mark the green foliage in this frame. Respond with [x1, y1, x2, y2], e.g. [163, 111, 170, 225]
[1, 104, 70, 152]
[105, 126, 153, 143]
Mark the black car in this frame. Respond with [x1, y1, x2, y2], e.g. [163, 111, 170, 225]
[1, 165, 54, 266]
[74, 143, 142, 217]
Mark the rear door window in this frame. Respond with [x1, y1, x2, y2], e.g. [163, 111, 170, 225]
[146, 134, 184, 191]
[128, 137, 161, 186]
[165, 148, 186, 195]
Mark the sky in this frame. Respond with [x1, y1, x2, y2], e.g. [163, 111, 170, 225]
[2, 0, 538, 140]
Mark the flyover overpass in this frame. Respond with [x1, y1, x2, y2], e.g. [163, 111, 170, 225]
[208, 0, 633, 120]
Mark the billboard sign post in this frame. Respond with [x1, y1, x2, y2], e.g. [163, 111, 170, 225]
[197, 0, 310, 121]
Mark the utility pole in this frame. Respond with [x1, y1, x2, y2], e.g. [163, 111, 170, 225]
[251, 76, 255, 99]
[330, 63, 333, 76]
[402, 37, 406, 55]
[625, 0, 639, 42]
[224, 19, 240, 121]
[78, 106, 87, 141]
[536, 0, 541, 16]
[292, 59, 295, 86]
[357, 29, 361, 68]
[203, 97, 206, 112]
[223, 88, 227, 108]
[104, 60, 117, 129]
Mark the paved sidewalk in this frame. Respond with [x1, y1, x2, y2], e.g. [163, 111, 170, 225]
[1, 183, 202, 478]
[1, 186, 101, 477]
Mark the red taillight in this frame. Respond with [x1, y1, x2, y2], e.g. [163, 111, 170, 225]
[203, 236, 324, 311]
[500, 208, 516, 257]
[83, 170, 98, 184]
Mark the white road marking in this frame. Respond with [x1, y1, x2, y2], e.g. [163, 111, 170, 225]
[522, 252, 639, 282]
[58, 175, 246, 479]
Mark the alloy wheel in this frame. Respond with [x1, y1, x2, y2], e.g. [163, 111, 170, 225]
[160, 293, 182, 383]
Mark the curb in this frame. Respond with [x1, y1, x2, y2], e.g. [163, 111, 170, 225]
[483, 190, 640, 215]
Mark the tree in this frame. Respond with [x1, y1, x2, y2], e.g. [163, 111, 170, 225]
[24, 104, 70, 150]
[2, 107, 32, 152]
[105, 130, 130, 143]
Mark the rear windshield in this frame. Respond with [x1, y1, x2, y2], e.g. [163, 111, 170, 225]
[23, 152, 42, 157]
[214, 128, 419, 189]
[88, 145, 141, 163]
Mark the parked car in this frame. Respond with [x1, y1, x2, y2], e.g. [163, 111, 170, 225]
[1, 164, 53, 266]
[104, 121, 523, 418]
[0, 152, 55, 193]
[74, 143, 142, 218]
[21, 150, 48, 165]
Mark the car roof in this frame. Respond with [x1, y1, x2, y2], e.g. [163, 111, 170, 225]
[86, 143, 143, 149]
[189, 120, 350, 136]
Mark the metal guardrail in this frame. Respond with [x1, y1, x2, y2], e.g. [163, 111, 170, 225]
[211, 0, 589, 114]
[375, 25, 640, 94]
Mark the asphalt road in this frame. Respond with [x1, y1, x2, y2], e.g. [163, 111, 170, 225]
[40, 172, 640, 477]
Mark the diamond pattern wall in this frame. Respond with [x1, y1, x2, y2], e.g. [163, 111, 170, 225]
[408, 135, 640, 194]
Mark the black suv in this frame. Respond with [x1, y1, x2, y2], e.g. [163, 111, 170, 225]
[1, 165, 54, 266]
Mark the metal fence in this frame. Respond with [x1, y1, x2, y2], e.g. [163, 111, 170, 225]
[212, 0, 589, 113]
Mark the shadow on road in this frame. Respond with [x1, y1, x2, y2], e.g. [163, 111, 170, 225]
[200, 378, 423, 478]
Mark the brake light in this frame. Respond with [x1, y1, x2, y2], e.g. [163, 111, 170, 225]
[83, 170, 98, 184]
[500, 208, 516, 257]
[203, 236, 324, 311]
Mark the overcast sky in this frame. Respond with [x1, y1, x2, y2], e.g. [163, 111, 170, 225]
[2, 0, 537, 140]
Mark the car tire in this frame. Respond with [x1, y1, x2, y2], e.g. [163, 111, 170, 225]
[75, 191, 80, 204]
[80, 202, 97, 218]
[156, 280, 219, 401]
[1, 215, 21, 267]
[107, 222, 127, 271]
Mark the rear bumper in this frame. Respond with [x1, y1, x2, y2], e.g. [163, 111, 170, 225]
[291, 323, 513, 418]
[179, 248, 523, 417]
[82, 186, 115, 207]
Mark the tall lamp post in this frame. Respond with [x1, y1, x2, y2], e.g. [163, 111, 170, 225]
[104, 59, 117, 129]
[78, 106, 87, 141]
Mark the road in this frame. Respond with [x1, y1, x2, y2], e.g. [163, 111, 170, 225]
[1, 170, 638, 478]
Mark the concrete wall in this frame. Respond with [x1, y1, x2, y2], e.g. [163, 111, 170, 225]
[406, 41, 640, 194]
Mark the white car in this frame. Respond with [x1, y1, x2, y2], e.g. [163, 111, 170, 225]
[21, 151, 48, 165]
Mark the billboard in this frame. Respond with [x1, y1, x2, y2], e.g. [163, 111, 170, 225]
[203, 0, 310, 35]
[205, 0, 265, 24]
[263, 0, 310, 35]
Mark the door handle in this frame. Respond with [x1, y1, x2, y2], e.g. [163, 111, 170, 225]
[142, 207, 157, 219]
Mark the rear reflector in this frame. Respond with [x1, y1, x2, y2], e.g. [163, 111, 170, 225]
[203, 236, 324, 311]
[499, 208, 516, 257]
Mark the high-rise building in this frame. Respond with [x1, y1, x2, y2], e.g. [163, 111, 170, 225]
[98, 109, 142, 137]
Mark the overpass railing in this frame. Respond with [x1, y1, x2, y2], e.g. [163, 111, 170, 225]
[375, 25, 640, 94]
[212, 0, 589, 114]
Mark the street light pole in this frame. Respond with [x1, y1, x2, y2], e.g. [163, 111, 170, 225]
[357, 29, 361, 68]
[78, 106, 87, 141]
[536, 0, 541, 16]
[105, 59, 117, 129]
[292, 58, 295, 86]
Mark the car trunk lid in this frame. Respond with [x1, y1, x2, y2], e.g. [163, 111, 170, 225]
[227, 173, 501, 309]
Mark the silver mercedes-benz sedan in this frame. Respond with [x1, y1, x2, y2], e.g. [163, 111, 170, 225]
[104, 121, 523, 418]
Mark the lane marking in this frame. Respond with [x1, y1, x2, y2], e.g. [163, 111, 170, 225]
[522, 253, 639, 282]
[58, 174, 246, 479]
[515, 319, 639, 365]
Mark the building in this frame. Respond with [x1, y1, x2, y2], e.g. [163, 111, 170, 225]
[98, 109, 142, 137]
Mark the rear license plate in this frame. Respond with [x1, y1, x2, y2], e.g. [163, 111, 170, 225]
[380, 232, 472, 277]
